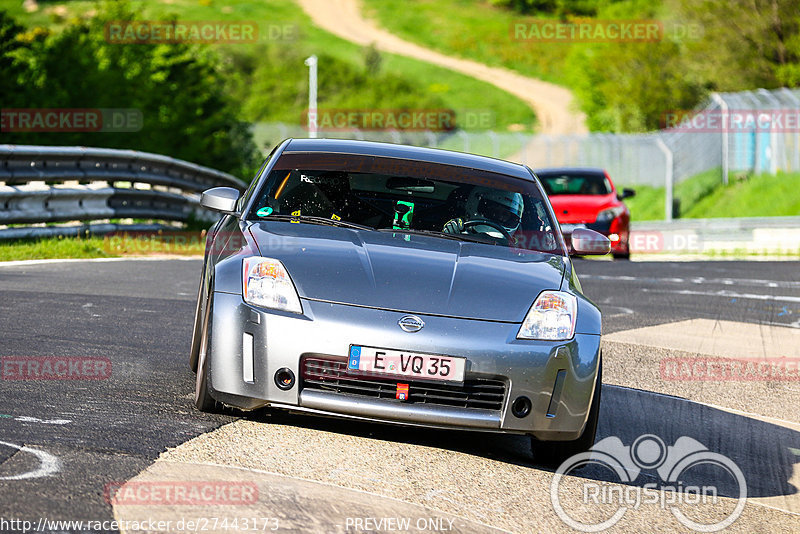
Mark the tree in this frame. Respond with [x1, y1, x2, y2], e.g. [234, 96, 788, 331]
[678, 0, 800, 91]
[0, 5, 258, 177]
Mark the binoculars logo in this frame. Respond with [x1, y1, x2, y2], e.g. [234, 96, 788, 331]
[550, 434, 747, 532]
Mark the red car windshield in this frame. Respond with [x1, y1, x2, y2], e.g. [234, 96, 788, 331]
[538, 172, 612, 196]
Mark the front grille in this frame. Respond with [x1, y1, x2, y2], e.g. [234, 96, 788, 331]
[301, 357, 506, 411]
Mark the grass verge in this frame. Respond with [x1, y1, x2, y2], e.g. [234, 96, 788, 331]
[624, 169, 800, 221]
[0, 233, 206, 262]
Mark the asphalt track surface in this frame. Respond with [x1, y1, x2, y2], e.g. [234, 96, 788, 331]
[0, 257, 798, 532]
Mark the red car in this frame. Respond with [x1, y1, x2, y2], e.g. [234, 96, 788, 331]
[533, 167, 635, 259]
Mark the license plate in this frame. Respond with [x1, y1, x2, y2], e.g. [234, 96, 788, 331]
[560, 223, 586, 233]
[348, 345, 466, 383]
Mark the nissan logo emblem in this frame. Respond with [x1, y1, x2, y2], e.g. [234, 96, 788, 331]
[398, 315, 424, 333]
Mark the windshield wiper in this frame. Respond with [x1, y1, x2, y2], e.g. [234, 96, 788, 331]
[259, 214, 374, 231]
[376, 228, 494, 244]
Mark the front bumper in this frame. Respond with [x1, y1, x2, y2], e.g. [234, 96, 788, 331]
[207, 292, 601, 441]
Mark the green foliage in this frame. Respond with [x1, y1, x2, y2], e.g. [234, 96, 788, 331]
[566, 41, 704, 132]
[0, 4, 258, 177]
[363, 44, 382, 76]
[488, 0, 621, 16]
[365, 0, 800, 134]
[678, 0, 800, 92]
[222, 43, 447, 126]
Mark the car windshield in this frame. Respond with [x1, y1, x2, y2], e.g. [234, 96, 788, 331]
[248, 154, 562, 254]
[537, 172, 612, 196]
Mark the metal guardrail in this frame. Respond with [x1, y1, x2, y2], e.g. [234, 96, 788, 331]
[630, 216, 800, 255]
[631, 216, 800, 231]
[0, 145, 246, 240]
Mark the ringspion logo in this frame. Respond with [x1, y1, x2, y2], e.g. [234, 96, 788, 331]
[551, 434, 746, 532]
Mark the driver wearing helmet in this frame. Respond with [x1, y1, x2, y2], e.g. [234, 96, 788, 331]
[443, 188, 524, 239]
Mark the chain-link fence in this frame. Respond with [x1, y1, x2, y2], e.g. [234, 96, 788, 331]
[253, 123, 675, 187]
[252, 87, 800, 194]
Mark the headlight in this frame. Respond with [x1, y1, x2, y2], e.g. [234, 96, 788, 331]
[517, 291, 577, 340]
[243, 257, 302, 314]
[596, 206, 624, 223]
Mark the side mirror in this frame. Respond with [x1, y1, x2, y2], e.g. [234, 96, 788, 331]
[617, 188, 636, 200]
[571, 228, 610, 255]
[201, 187, 240, 214]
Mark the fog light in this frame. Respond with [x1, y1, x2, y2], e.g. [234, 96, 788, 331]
[274, 368, 295, 390]
[511, 396, 532, 418]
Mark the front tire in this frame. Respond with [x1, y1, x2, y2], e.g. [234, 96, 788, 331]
[531, 359, 602, 465]
[194, 293, 219, 412]
[189, 276, 205, 373]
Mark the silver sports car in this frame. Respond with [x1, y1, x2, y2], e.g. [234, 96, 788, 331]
[190, 139, 610, 461]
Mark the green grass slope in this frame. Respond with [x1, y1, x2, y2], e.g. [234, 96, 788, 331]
[362, 0, 571, 83]
[625, 169, 800, 221]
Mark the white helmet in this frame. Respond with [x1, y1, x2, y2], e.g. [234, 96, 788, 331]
[466, 188, 524, 233]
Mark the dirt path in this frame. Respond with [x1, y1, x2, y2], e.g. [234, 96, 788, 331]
[296, 0, 587, 136]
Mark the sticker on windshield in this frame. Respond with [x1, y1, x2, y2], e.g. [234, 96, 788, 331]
[393, 201, 415, 230]
[256, 206, 274, 217]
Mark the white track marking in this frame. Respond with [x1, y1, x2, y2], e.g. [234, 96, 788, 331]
[641, 287, 800, 303]
[13, 416, 71, 425]
[0, 441, 61, 480]
[602, 305, 634, 318]
[582, 274, 800, 289]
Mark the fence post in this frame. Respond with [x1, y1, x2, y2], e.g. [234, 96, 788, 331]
[515, 133, 528, 165]
[711, 93, 729, 185]
[424, 131, 437, 148]
[656, 137, 674, 222]
[780, 88, 800, 172]
[304, 55, 318, 139]
[488, 131, 499, 158]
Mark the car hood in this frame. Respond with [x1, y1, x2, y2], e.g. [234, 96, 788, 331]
[249, 222, 566, 322]
[549, 194, 618, 224]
